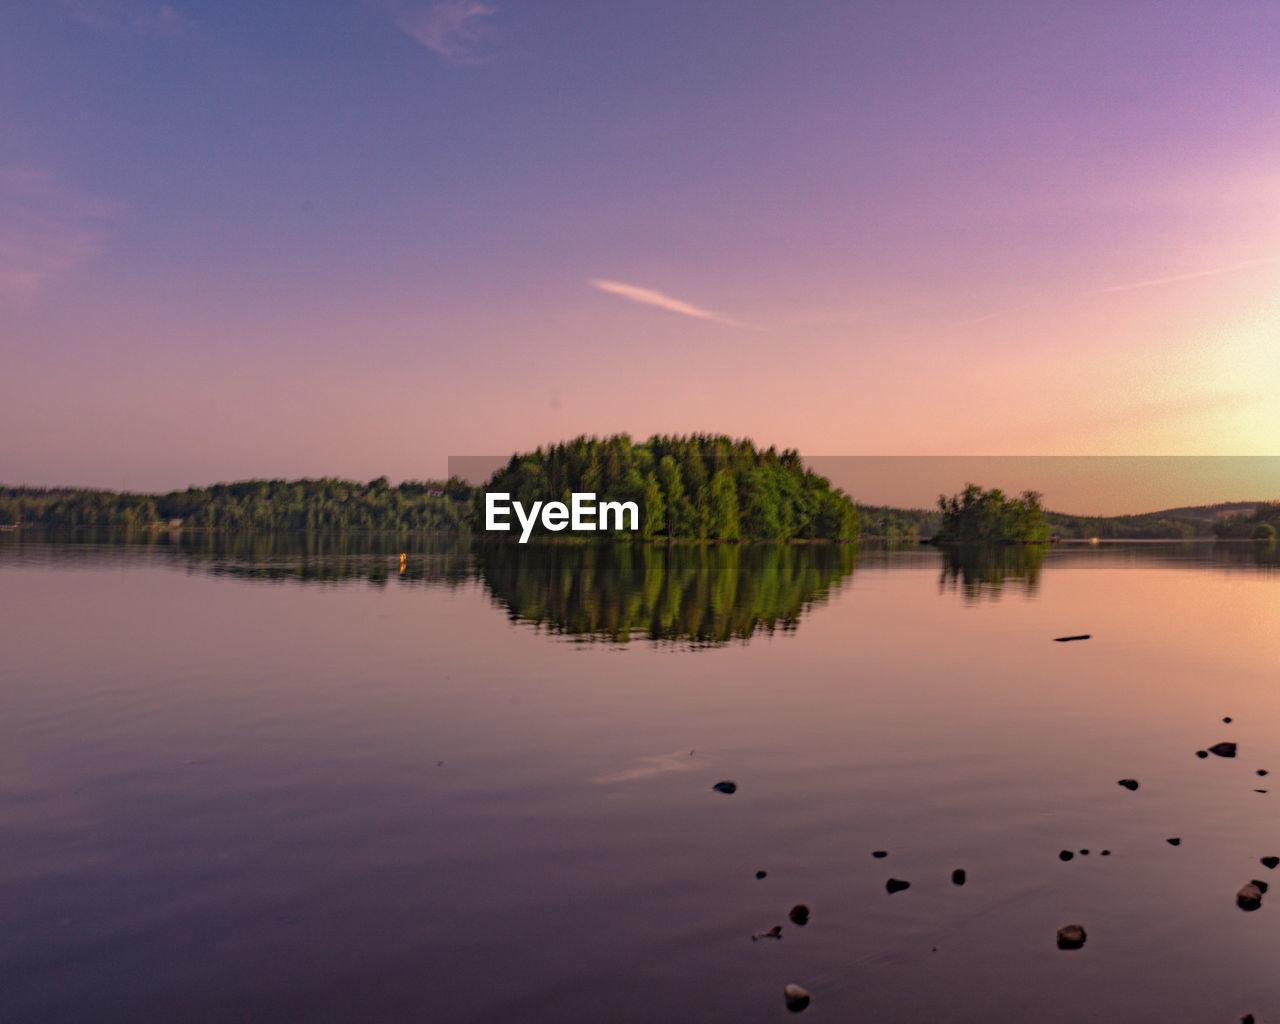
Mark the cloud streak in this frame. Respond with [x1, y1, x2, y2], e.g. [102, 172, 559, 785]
[955, 254, 1279, 328]
[393, 2, 495, 63]
[1088, 255, 1280, 294]
[589, 279, 747, 327]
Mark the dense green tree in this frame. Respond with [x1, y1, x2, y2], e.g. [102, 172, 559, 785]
[708, 469, 741, 540]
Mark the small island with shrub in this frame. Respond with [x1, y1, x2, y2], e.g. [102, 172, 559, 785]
[934, 484, 1050, 545]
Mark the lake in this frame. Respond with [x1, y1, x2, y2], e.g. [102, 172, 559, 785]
[3, 535, 1279, 1022]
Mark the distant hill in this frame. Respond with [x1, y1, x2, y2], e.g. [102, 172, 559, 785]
[857, 499, 1276, 542]
[1144, 501, 1260, 522]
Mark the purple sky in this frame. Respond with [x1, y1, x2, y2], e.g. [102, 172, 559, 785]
[2, 1, 1278, 510]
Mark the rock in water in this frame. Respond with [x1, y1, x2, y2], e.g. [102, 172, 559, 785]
[1118, 779, 1139, 791]
[756, 870, 767, 879]
[1236, 881, 1267, 911]
[1100, 850, 1111, 856]
[1224, 717, 1233, 723]
[1195, 750, 1209, 759]
[1261, 857, 1279, 870]
[1166, 837, 1181, 846]
[871, 850, 888, 858]
[783, 984, 811, 1013]
[1258, 769, 1269, 776]
[952, 868, 966, 886]
[1053, 634, 1091, 642]
[885, 878, 910, 894]
[788, 904, 810, 926]
[1056, 924, 1087, 950]
[1059, 850, 1074, 861]
[712, 781, 737, 794]
[1209, 742, 1238, 758]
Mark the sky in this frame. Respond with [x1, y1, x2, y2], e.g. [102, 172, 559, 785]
[2, 1, 1278, 512]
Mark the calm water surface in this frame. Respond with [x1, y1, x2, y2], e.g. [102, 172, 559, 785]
[3, 537, 1280, 1022]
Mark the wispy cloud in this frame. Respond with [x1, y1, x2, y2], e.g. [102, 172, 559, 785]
[955, 255, 1279, 328]
[58, 0, 193, 35]
[392, 1, 495, 63]
[1088, 255, 1280, 295]
[590, 279, 748, 328]
[0, 170, 117, 299]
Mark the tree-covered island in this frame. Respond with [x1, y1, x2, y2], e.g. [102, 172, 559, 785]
[934, 484, 1050, 545]
[476, 434, 858, 541]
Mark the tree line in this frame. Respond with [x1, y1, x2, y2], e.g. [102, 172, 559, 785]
[0, 477, 473, 532]
[1212, 502, 1280, 540]
[4, 455, 1269, 542]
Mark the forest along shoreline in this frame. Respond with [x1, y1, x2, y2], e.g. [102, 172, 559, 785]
[3, 433, 1278, 542]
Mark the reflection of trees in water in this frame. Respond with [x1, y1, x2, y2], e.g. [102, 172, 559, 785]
[1211, 539, 1280, 571]
[935, 539, 1280, 598]
[478, 542, 858, 645]
[0, 528, 476, 587]
[174, 532, 476, 586]
[6, 531, 1277, 619]
[939, 545, 1045, 600]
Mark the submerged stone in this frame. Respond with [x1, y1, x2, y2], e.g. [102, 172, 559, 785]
[885, 878, 910, 894]
[1056, 924, 1087, 949]
[1118, 779, 1139, 791]
[712, 780, 737, 794]
[783, 984, 811, 1013]
[1237, 880, 1268, 911]
[1209, 742, 1238, 758]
